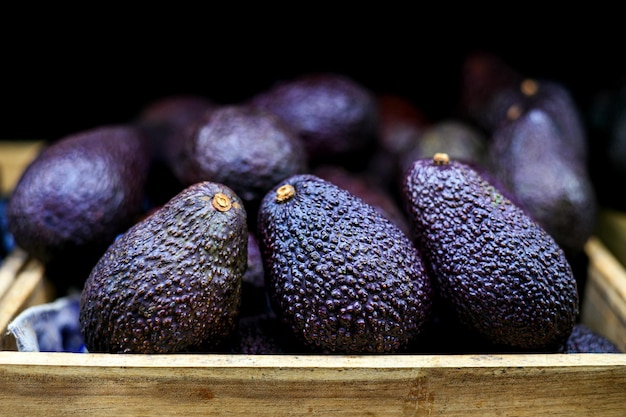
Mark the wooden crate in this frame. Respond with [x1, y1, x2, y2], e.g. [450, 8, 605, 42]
[0, 140, 45, 195]
[0, 239, 624, 416]
[0, 140, 625, 415]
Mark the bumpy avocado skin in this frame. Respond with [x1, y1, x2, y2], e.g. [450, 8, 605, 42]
[402, 157, 579, 351]
[79, 181, 248, 353]
[564, 324, 621, 353]
[257, 174, 433, 354]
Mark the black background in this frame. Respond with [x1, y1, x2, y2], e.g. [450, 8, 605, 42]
[3, 12, 624, 143]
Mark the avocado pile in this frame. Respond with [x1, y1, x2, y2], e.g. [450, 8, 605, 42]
[4, 57, 619, 354]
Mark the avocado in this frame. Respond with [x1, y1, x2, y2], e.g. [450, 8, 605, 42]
[368, 94, 431, 189]
[257, 174, 433, 354]
[398, 119, 488, 178]
[227, 313, 303, 354]
[247, 72, 379, 169]
[136, 94, 216, 163]
[312, 164, 412, 238]
[79, 181, 248, 353]
[458, 50, 526, 132]
[135, 94, 216, 206]
[564, 324, 621, 353]
[7, 125, 152, 291]
[461, 52, 590, 163]
[487, 105, 597, 258]
[401, 153, 579, 351]
[168, 104, 308, 226]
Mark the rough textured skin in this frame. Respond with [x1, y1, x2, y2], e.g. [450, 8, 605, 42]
[171, 105, 307, 206]
[402, 157, 579, 350]
[257, 174, 433, 354]
[488, 107, 597, 257]
[248, 72, 379, 162]
[79, 181, 248, 353]
[313, 164, 412, 238]
[7, 124, 151, 263]
[564, 324, 621, 353]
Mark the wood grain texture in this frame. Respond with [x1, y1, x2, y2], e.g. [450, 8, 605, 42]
[0, 140, 45, 195]
[583, 237, 626, 351]
[0, 352, 624, 416]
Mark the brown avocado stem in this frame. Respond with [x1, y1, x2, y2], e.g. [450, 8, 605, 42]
[212, 193, 232, 212]
[275, 184, 296, 203]
[433, 153, 450, 165]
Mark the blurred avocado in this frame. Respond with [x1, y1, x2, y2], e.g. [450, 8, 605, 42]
[402, 153, 579, 351]
[248, 72, 379, 169]
[398, 119, 488, 178]
[7, 125, 152, 292]
[487, 104, 597, 259]
[367, 94, 432, 191]
[169, 104, 308, 229]
[136, 94, 216, 164]
[135, 94, 216, 206]
[458, 50, 526, 132]
[79, 181, 248, 353]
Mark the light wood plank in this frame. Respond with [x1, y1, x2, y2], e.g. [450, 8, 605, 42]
[583, 237, 626, 351]
[0, 352, 624, 416]
[0, 248, 29, 301]
[0, 140, 45, 194]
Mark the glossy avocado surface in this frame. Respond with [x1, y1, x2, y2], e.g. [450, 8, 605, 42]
[170, 104, 308, 213]
[257, 174, 433, 354]
[248, 72, 379, 166]
[8, 125, 151, 261]
[488, 106, 597, 258]
[7, 125, 152, 291]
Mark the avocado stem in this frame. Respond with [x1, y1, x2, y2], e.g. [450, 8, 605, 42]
[433, 153, 450, 165]
[212, 193, 232, 212]
[276, 184, 296, 202]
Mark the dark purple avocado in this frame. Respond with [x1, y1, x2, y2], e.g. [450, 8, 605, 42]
[402, 153, 579, 351]
[7, 125, 152, 291]
[79, 181, 248, 354]
[257, 174, 433, 354]
[7, 124, 151, 263]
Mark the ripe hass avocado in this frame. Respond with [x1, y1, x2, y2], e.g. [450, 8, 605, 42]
[7, 125, 152, 291]
[257, 174, 433, 354]
[402, 153, 579, 351]
[170, 104, 308, 218]
[79, 181, 248, 353]
[488, 105, 597, 258]
[248, 72, 379, 167]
